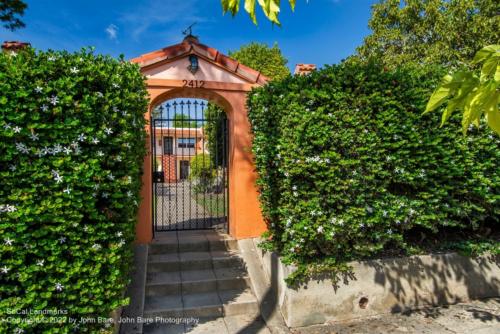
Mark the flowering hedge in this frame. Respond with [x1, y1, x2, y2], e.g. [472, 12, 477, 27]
[247, 62, 500, 284]
[0, 48, 148, 333]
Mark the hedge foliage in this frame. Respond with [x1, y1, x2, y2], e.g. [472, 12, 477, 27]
[0, 48, 148, 333]
[247, 62, 500, 284]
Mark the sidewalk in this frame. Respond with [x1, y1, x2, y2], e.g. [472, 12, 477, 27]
[291, 299, 500, 334]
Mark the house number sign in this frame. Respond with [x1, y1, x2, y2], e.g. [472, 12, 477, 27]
[182, 80, 205, 88]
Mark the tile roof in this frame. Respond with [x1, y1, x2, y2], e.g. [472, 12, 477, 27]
[131, 36, 269, 85]
[294, 64, 316, 76]
[2, 41, 31, 51]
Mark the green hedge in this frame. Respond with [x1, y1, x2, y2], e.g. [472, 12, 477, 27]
[247, 62, 500, 284]
[0, 48, 148, 333]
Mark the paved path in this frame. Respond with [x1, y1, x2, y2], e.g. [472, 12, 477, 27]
[154, 181, 224, 230]
[292, 299, 500, 334]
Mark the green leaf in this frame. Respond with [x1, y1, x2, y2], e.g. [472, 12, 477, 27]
[425, 85, 451, 113]
[472, 45, 499, 64]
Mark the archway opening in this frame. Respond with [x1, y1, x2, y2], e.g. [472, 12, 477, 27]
[151, 97, 229, 233]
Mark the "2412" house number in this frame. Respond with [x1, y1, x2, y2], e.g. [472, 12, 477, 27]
[182, 80, 205, 88]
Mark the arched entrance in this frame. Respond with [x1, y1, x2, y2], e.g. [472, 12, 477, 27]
[132, 35, 268, 242]
[151, 98, 229, 232]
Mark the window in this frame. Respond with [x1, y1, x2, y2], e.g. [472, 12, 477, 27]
[178, 137, 196, 148]
[163, 137, 173, 154]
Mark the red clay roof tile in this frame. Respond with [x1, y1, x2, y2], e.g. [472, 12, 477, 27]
[131, 37, 268, 84]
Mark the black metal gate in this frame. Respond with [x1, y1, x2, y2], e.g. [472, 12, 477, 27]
[151, 99, 229, 232]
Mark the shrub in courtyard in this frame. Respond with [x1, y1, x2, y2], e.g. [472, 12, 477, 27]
[0, 48, 148, 333]
[247, 61, 500, 284]
[190, 153, 215, 193]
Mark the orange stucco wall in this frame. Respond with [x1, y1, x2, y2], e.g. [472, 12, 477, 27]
[135, 79, 267, 243]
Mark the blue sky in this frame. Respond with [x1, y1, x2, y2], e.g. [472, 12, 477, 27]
[0, 0, 378, 70]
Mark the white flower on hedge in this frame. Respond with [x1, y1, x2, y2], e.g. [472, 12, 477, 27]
[48, 55, 56, 61]
[317, 226, 324, 234]
[34, 86, 43, 93]
[15, 142, 29, 153]
[93, 184, 100, 190]
[387, 229, 393, 235]
[102, 192, 109, 198]
[13, 126, 21, 133]
[13, 328, 24, 334]
[292, 185, 297, 191]
[49, 95, 59, 105]
[52, 171, 63, 183]
[104, 127, 113, 135]
[36, 259, 44, 266]
[293, 191, 299, 197]
[1, 266, 10, 274]
[40, 104, 49, 112]
[70, 67, 79, 74]
[29, 132, 39, 141]
[96, 92, 104, 98]
[116, 155, 122, 162]
[83, 226, 90, 232]
[126, 191, 132, 197]
[394, 167, 403, 174]
[53, 144, 62, 154]
[382, 210, 388, 217]
[112, 83, 120, 88]
[284, 172, 289, 177]
[9, 164, 16, 171]
[419, 169, 426, 178]
[360, 223, 365, 228]
[63, 186, 71, 195]
[366, 206, 374, 214]
[3, 123, 12, 130]
[63, 146, 72, 155]
[285, 218, 292, 228]
[124, 142, 130, 148]
[55, 283, 64, 291]
[408, 208, 416, 216]
[4, 238, 13, 246]
[58, 237, 66, 243]
[107, 173, 115, 181]
[35, 149, 44, 157]
[97, 151, 104, 157]
[92, 243, 102, 250]
[77, 133, 86, 142]
[91, 137, 99, 144]
[116, 231, 123, 237]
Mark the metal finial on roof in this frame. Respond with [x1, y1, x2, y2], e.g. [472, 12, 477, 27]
[182, 23, 196, 37]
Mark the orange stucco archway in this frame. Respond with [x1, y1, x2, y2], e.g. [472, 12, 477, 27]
[131, 36, 268, 243]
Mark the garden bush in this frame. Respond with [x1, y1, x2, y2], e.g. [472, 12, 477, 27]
[0, 48, 148, 333]
[190, 153, 215, 193]
[247, 61, 499, 284]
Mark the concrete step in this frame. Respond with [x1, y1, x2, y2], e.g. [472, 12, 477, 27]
[149, 236, 238, 254]
[146, 268, 250, 296]
[147, 250, 245, 273]
[143, 288, 259, 319]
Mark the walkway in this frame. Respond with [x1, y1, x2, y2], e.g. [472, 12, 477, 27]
[154, 181, 225, 230]
[293, 298, 500, 334]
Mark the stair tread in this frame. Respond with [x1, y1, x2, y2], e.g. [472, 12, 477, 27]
[144, 289, 257, 313]
[148, 250, 241, 263]
[148, 267, 250, 283]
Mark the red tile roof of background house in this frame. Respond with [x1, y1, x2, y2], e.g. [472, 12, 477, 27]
[2, 41, 31, 51]
[131, 36, 269, 85]
[294, 64, 316, 76]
